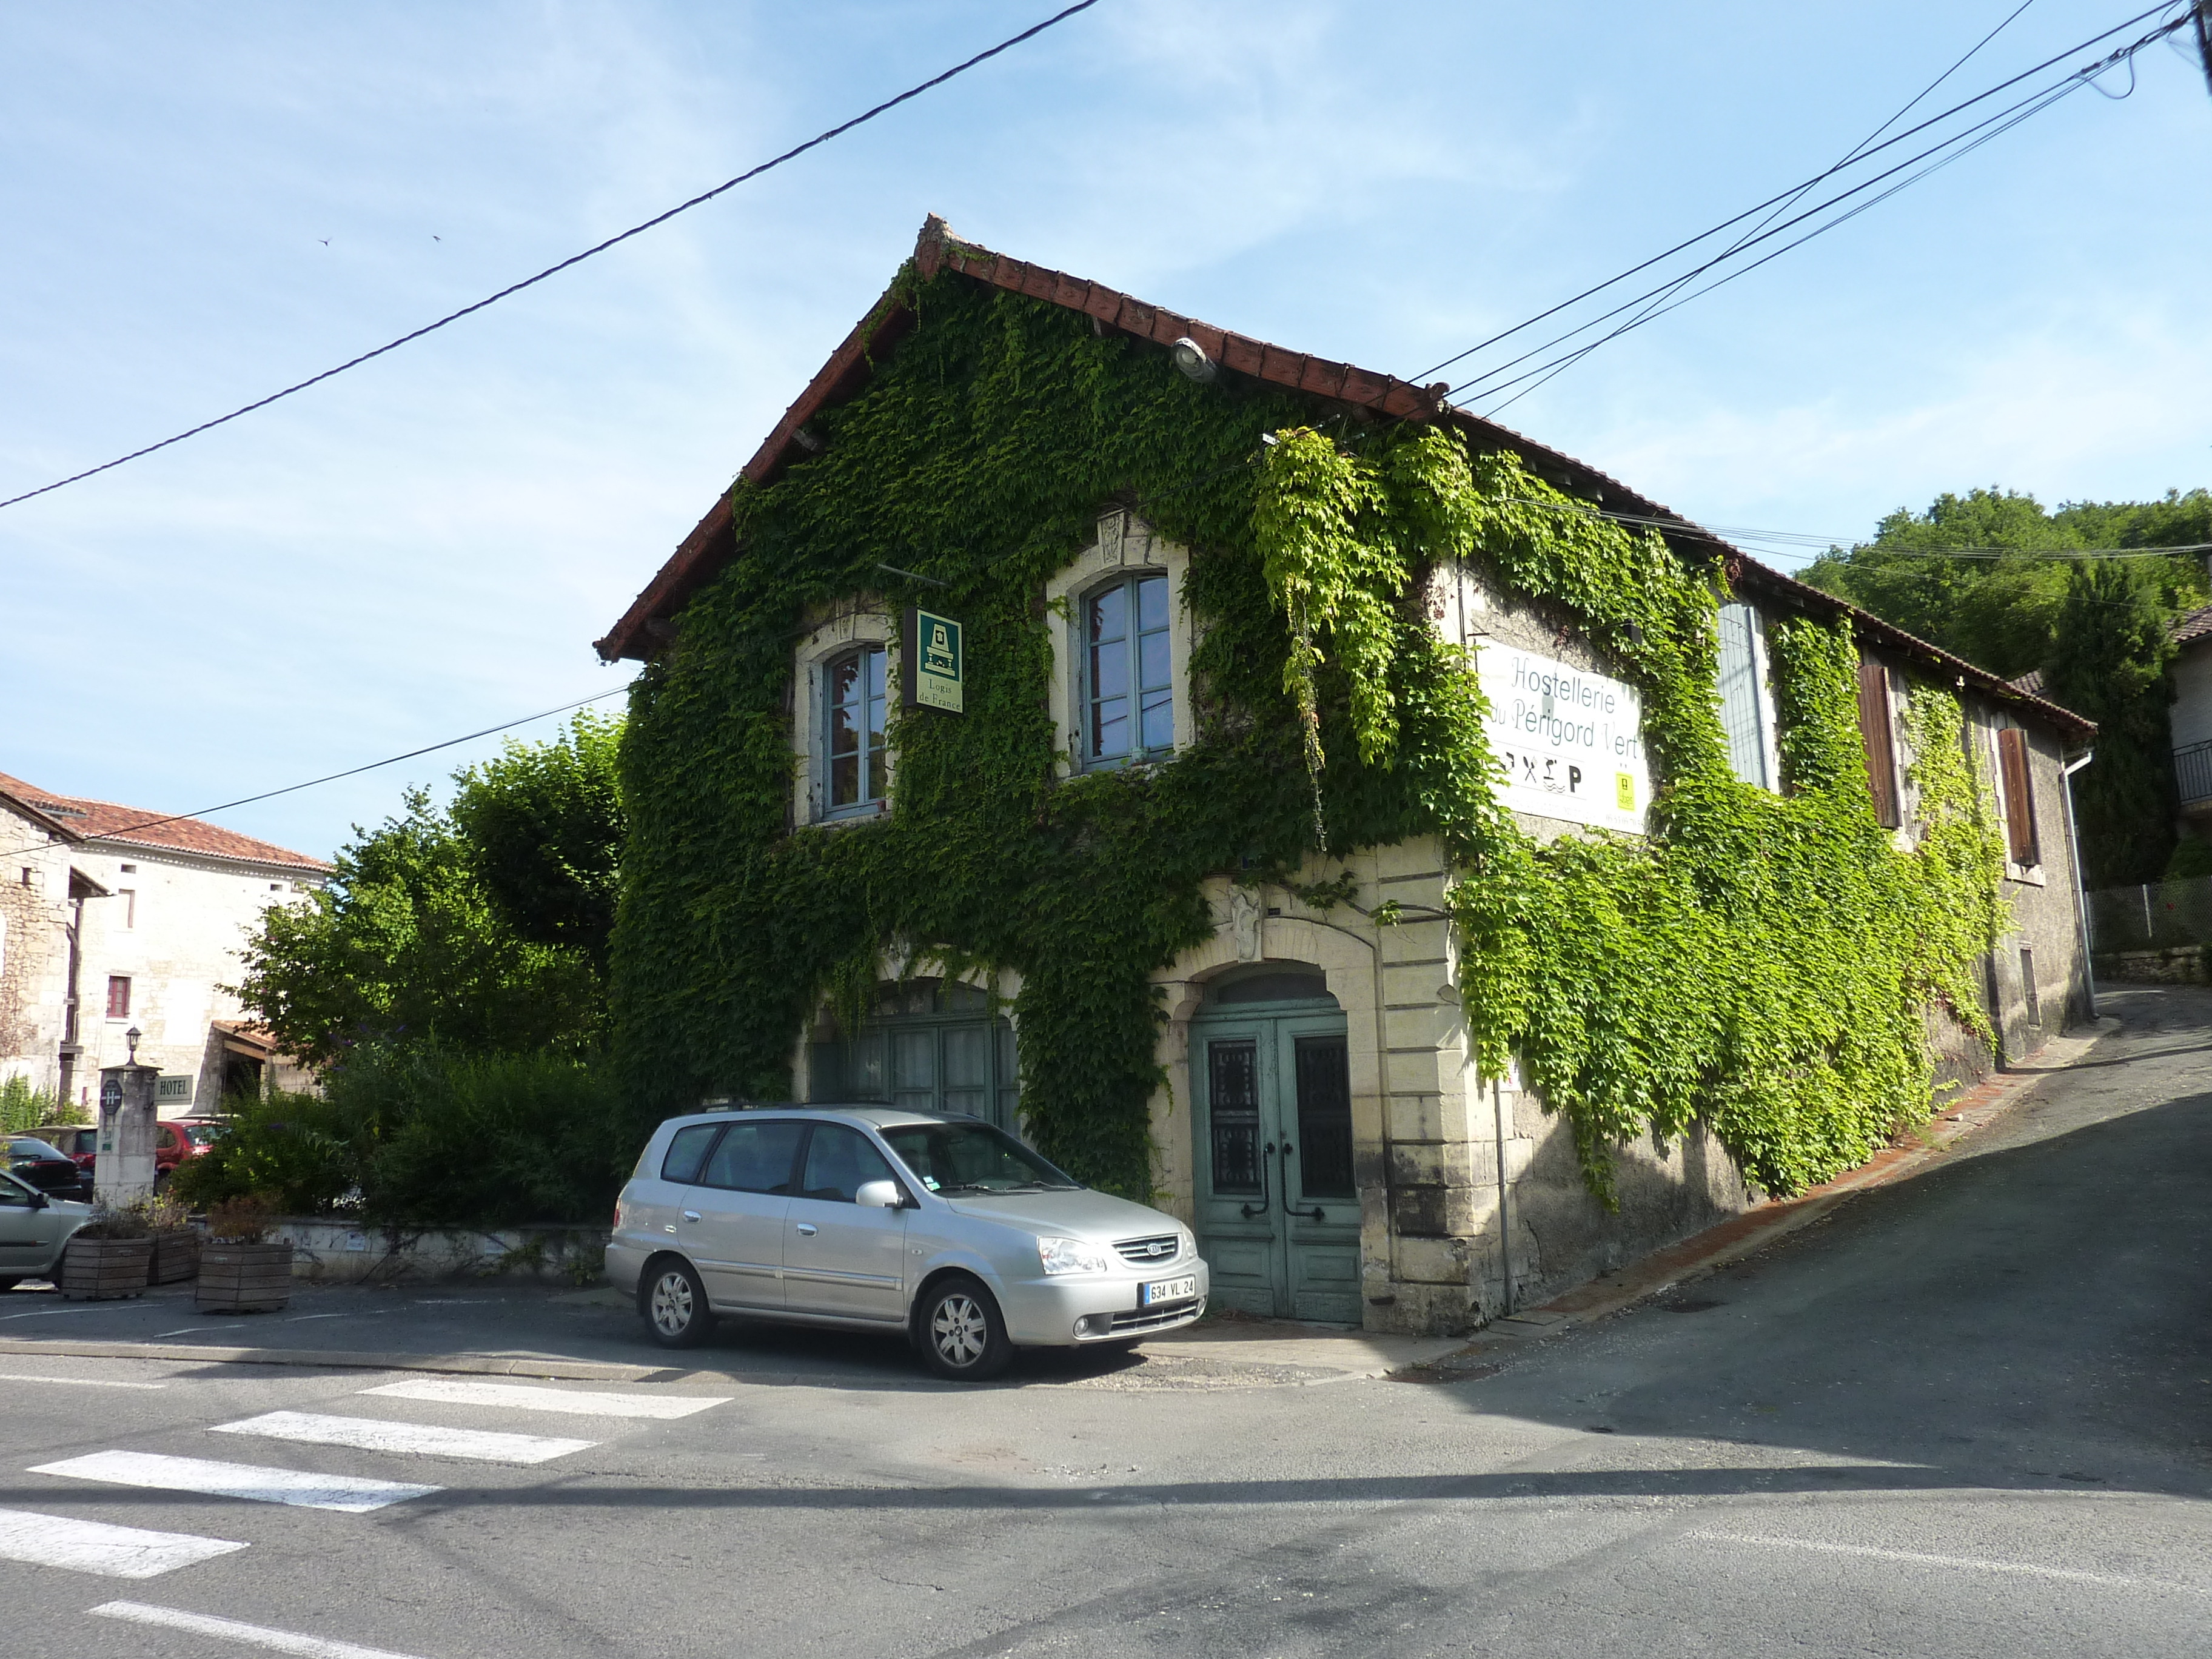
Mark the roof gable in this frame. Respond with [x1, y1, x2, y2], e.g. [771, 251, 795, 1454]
[595, 216, 2093, 745]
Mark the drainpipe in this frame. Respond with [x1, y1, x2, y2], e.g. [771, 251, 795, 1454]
[2060, 749, 2097, 1022]
[1492, 1076, 1514, 1316]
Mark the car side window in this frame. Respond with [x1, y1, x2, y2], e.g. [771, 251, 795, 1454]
[700, 1122, 805, 1195]
[799, 1125, 896, 1204]
[0, 1173, 34, 1206]
[660, 1124, 722, 1185]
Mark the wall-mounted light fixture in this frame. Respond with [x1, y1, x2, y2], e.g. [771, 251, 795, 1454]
[1170, 337, 1217, 384]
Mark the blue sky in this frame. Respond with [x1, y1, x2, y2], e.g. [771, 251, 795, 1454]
[4, 1, 2207, 861]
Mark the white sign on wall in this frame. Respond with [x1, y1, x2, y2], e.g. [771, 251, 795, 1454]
[1476, 644, 1649, 834]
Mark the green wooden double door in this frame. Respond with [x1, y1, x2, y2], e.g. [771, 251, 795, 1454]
[1191, 999, 1362, 1324]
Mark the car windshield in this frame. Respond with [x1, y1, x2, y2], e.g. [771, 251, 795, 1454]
[180, 1123, 226, 1146]
[879, 1122, 1081, 1195]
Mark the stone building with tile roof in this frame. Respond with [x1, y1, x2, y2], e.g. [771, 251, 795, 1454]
[0, 769, 328, 1115]
[594, 218, 2096, 1334]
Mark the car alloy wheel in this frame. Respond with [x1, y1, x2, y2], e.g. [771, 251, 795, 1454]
[917, 1273, 1011, 1381]
[643, 1259, 711, 1348]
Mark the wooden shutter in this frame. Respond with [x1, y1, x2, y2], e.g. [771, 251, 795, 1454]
[1997, 726, 2040, 865]
[1855, 660, 1900, 829]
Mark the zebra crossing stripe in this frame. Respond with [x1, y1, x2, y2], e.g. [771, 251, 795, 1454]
[361, 1378, 731, 1419]
[0, 1509, 246, 1578]
[30, 1450, 438, 1512]
[212, 1410, 595, 1465]
[92, 1600, 434, 1658]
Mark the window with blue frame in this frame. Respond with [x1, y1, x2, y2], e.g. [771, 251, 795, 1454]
[1081, 572, 1172, 768]
[823, 645, 888, 816]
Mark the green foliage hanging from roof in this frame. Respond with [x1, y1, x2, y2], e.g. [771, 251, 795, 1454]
[612, 264, 2008, 1204]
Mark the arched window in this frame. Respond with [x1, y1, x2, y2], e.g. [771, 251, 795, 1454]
[1081, 572, 1172, 768]
[823, 645, 888, 816]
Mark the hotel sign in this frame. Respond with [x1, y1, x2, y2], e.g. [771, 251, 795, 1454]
[1476, 644, 1649, 834]
[901, 608, 964, 713]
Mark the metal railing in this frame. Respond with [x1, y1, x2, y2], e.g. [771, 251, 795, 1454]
[2086, 875, 2212, 954]
[2174, 739, 2212, 808]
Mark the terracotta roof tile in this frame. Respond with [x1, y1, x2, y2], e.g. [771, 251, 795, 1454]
[0, 770, 330, 872]
[2172, 602, 2212, 647]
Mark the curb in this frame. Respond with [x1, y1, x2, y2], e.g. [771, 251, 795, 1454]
[1397, 1019, 2117, 1382]
[0, 1338, 674, 1383]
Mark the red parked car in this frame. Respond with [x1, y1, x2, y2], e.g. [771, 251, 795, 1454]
[38, 1120, 210, 1188]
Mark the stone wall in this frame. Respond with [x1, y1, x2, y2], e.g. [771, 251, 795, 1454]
[271, 1219, 610, 1285]
[0, 820, 74, 1095]
[2094, 947, 2210, 985]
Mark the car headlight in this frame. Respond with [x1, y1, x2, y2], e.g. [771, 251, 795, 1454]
[1036, 1236, 1114, 1276]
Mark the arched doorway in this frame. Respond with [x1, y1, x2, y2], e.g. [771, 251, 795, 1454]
[1189, 967, 1361, 1322]
[806, 978, 1021, 1135]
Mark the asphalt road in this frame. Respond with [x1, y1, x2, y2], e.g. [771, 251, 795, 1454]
[3, 982, 2208, 1658]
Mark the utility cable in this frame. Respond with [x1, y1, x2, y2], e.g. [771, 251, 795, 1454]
[1409, 2, 2178, 390]
[0, 685, 635, 866]
[0, 0, 1105, 514]
[1470, 0, 2040, 413]
[1455, 10, 2194, 412]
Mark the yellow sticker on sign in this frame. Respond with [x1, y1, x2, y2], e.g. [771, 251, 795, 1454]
[1615, 772, 1635, 813]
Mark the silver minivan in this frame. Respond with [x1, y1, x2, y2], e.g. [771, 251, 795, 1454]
[606, 1107, 1208, 1381]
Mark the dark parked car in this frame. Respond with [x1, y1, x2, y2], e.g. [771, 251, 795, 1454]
[6, 1138, 90, 1201]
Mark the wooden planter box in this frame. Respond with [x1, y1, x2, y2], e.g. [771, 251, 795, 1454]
[195, 1241, 294, 1312]
[149, 1228, 201, 1285]
[59, 1236, 153, 1301]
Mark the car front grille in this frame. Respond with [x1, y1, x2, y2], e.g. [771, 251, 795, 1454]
[1115, 1233, 1181, 1266]
[1107, 1299, 1202, 1335]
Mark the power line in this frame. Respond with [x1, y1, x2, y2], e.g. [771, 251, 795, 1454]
[1411, 3, 2184, 401]
[0, 685, 635, 866]
[0, 0, 1105, 515]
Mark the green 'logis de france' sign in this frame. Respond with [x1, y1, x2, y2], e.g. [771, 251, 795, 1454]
[902, 606, 964, 712]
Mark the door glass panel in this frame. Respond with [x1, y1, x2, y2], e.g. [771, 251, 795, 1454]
[799, 1126, 896, 1204]
[891, 1028, 936, 1112]
[699, 1121, 804, 1195]
[1208, 1039, 1262, 1197]
[1293, 1036, 1355, 1199]
[941, 1024, 990, 1117]
[660, 1124, 723, 1185]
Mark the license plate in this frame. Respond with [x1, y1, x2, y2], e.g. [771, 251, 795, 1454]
[1141, 1275, 1197, 1307]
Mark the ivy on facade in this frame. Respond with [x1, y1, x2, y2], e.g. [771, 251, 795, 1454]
[612, 264, 2006, 1204]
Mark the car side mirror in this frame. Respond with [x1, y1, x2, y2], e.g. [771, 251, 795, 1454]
[28, 1193, 48, 1210]
[854, 1179, 904, 1210]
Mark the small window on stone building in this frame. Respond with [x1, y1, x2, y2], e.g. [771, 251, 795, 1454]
[118, 863, 136, 874]
[1715, 601, 1776, 790]
[1855, 659, 1901, 829]
[106, 976, 131, 1019]
[1080, 572, 1173, 768]
[119, 889, 135, 928]
[2020, 947, 2040, 1028]
[1997, 726, 2040, 866]
[822, 644, 890, 818]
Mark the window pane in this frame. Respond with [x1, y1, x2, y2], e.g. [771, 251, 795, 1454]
[660, 1124, 723, 1185]
[1091, 632, 1130, 703]
[1293, 1036, 1355, 1199]
[1138, 626, 1169, 694]
[799, 1125, 896, 1204]
[1088, 583, 1127, 646]
[1714, 602, 1770, 789]
[1141, 688, 1174, 752]
[1208, 1039, 1262, 1197]
[830, 754, 860, 806]
[1136, 574, 1167, 631]
[1091, 703, 1128, 760]
[700, 1121, 804, 1195]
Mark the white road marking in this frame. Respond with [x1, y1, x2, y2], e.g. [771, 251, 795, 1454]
[212, 1409, 595, 1464]
[30, 1450, 439, 1512]
[1684, 1530, 2210, 1595]
[0, 1509, 245, 1578]
[361, 1378, 731, 1419]
[152, 1324, 247, 1338]
[92, 1600, 433, 1658]
[0, 1370, 165, 1389]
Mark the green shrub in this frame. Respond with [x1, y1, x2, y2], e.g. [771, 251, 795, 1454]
[2163, 837, 2212, 882]
[169, 1087, 369, 1216]
[0, 1074, 79, 1135]
[172, 1046, 624, 1227]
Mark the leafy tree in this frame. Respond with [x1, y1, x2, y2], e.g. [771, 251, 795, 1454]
[449, 711, 625, 969]
[233, 742, 617, 1068]
[2043, 560, 2180, 886]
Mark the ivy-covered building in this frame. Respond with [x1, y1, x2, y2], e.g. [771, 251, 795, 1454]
[595, 217, 2094, 1336]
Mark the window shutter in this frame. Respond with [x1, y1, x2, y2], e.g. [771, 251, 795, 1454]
[1855, 660, 1900, 829]
[1997, 726, 2040, 865]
